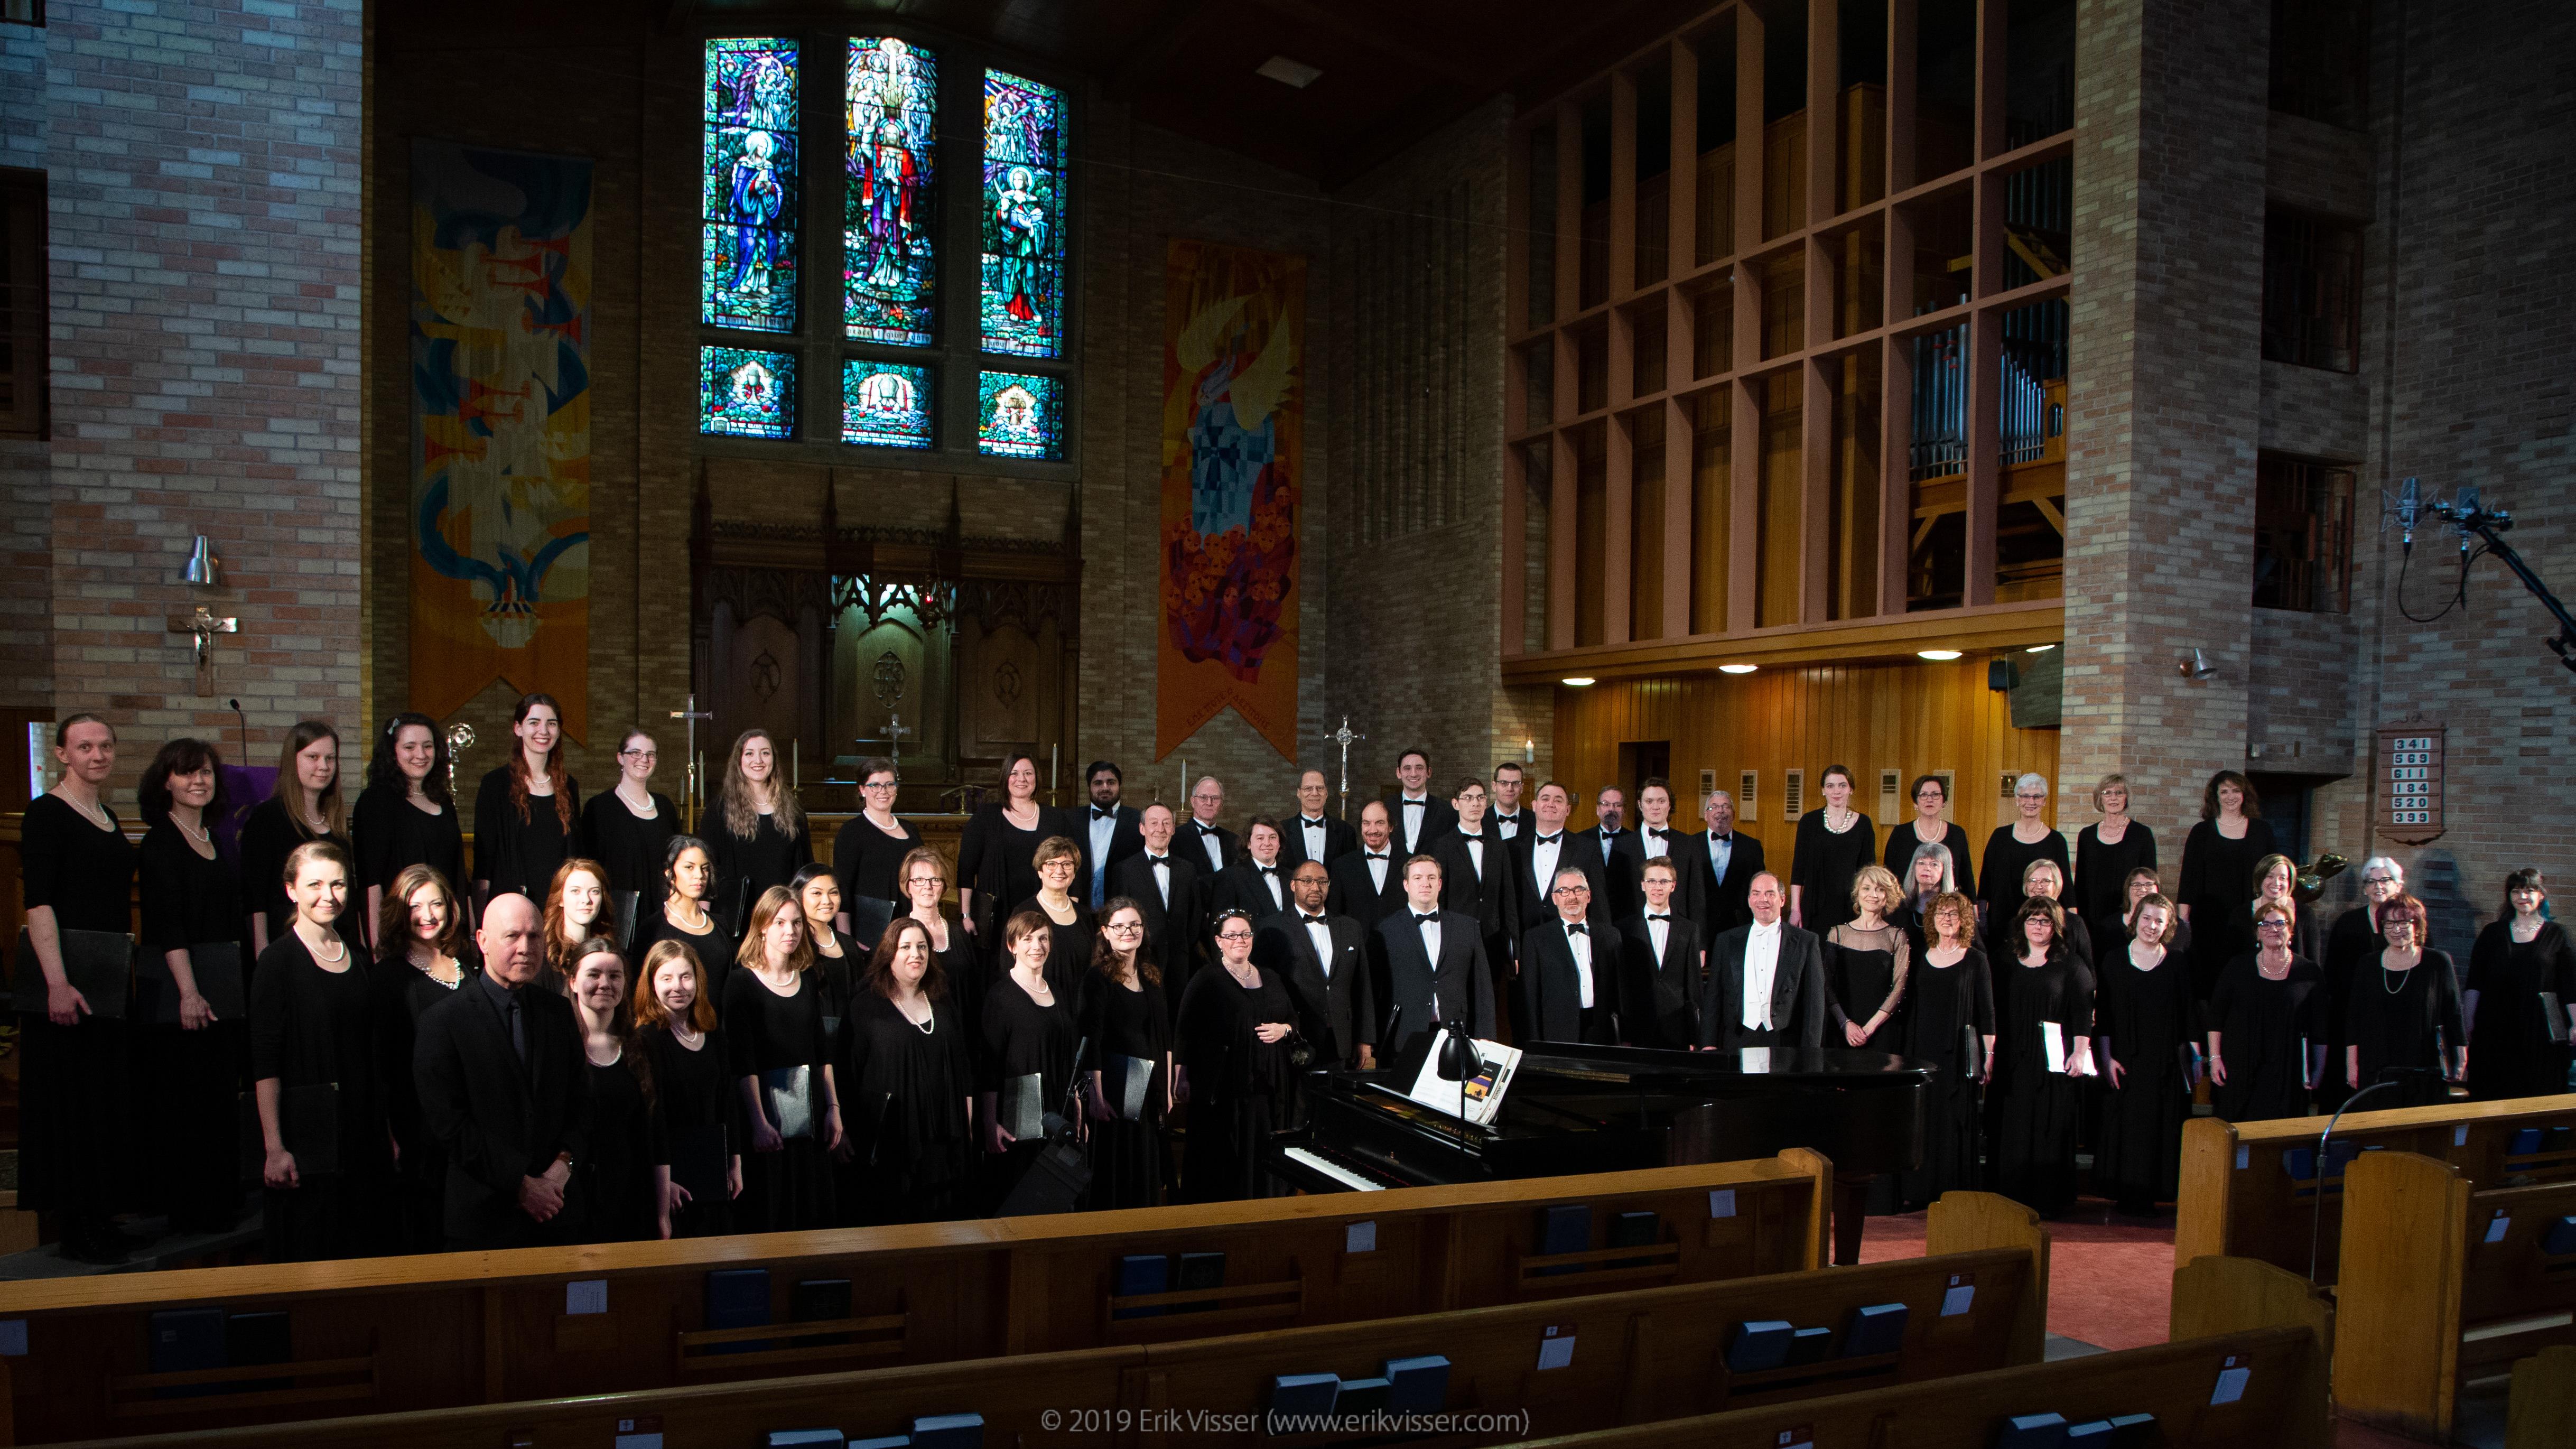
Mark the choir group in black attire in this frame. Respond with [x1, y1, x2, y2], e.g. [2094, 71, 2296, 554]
[15, 707, 2572, 1264]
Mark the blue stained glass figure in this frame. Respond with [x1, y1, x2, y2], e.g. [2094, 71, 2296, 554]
[977, 369, 1062, 459]
[700, 346, 797, 439]
[846, 38, 938, 346]
[704, 39, 801, 332]
[843, 360, 934, 449]
[981, 70, 1066, 358]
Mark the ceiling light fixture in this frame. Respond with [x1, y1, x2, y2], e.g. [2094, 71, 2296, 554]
[1718, 663, 1757, 675]
[1561, 676, 1596, 687]
[2025, 643, 2058, 653]
[1255, 55, 1323, 89]
[1916, 649, 1963, 662]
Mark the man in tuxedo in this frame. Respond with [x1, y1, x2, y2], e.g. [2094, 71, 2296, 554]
[1633, 777, 1684, 869]
[1432, 776, 1513, 962]
[1696, 872, 1825, 1051]
[1080, 759, 1143, 909]
[1327, 800, 1406, 929]
[415, 893, 591, 1250]
[1371, 856, 1495, 1058]
[1109, 803, 1205, 1008]
[1382, 748, 1457, 856]
[1520, 866, 1622, 1045]
[1617, 858, 1703, 1051]
[1181, 775, 1236, 875]
[1588, 784, 1644, 919]
[1254, 860, 1375, 1070]
[1681, 789, 1765, 944]
[1489, 760, 1530, 841]
[1208, 816, 1292, 925]
[1508, 782, 1606, 936]
[1279, 768, 1356, 871]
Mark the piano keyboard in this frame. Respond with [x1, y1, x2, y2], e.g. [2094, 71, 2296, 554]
[1282, 1146, 1388, 1192]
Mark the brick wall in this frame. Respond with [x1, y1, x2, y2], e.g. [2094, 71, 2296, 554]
[0, 0, 362, 779]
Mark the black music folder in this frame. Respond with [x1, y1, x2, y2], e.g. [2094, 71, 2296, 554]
[12, 927, 133, 1018]
[135, 941, 246, 1024]
[848, 895, 897, 950]
[1106, 1053, 1155, 1121]
[999, 1071, 1046, 1141]
[610, 891, 641, 952]
[1957, 1023, 1986, 1082]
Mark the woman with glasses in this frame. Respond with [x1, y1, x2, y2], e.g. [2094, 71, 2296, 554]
[2206, 897, 2322, 1123]
[2072, 774, 2155, 961]
[1979, 773, 2068, 961]
[1082, 898, 1171, 1210]
[1898, 891, 1993, 1211]
[2465, 870, 2576, 1102]
[1989, 897, 2094, 1219]
[1012, 835, 1096, 1013]
[2177, 770, 2276, 999]
[2093, 894, 2197, 1214]
[831, 757, 920, 932]
[1175, 909, 1297, 1203]
[2318, 857, 2404, 1111]
[1883, 774, 1977, 899]
[2343, 894, 2462, 1108]
[2120, 867, 2191, 958]
[580, 729, 677, 931]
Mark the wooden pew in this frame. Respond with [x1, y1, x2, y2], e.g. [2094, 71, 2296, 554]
[2507, 1343, 2576, 1449]
[0, 1153, 1829, 1445]
[39, 1192, 2043, 1449]
[2332, 1149, 2576, 1443]
[2168, 1253, 2335, 1349]
[2174, 1092, 2576, 1286]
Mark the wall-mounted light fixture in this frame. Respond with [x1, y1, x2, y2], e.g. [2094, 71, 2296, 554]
[2178, 648, 2217, 680]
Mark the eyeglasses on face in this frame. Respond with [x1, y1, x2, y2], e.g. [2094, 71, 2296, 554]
[1552, 885, 1591, 896]
[620, 749, 657, 760]
[2257, 919, 2291, 931]
[1105, 921, 1145, 933]
[862, 779, 897, 790]
[1216, 930, 1253, 942]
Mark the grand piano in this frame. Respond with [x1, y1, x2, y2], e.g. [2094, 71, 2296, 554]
[1270, 1039, 1931, 1255]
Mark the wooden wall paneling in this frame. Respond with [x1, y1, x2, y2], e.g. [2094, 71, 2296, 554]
[1605, 400, 1635, 645]
[1503, 436, 1529, 656]
[1756, 374, 1803, 628]
[1691, 389, 1733, 637]
[1962, 298, 2004, 606]
[1732, 5, 1765, 264]
[1799, 355, 1833, 625]
[1668, 36, 1700, 287]
[1973, 0, 2010, 163]
[1503, 115, 1533, 656]
[1605, 64, 1640, 646]
[1551, 425, 1580, 651]
[1610, 68, 1640, 302]
[1806, 0, 1840, 231]
[1878, 286, 1914, 613]
[1886, 0, 1920, 196]
[1728, 379, 1760, 634]
[1662, 393, 1694, 637]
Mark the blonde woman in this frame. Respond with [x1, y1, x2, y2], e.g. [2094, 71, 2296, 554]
[1826, 865, 1911, 1048]
[2094, 893, 2196, 1214]
[241, 720, 350, 954]
[1898, 890, 1994, 1210]
[726, 886, 842, 1231]
[2073, 773, 2155, 956]
[710, 727, 813, 927]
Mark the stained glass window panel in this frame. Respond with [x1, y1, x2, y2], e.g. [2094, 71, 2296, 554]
[977, 369, 1063, 459]
[845, 38, 938, 347]
[980, 69, 1066, 359]
[842, 360, 934, 449]
[703, 38, 801, 333]
[700, 346, 797, 439]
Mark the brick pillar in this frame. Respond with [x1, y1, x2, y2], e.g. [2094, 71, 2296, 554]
[2059, 0, 2271, 868]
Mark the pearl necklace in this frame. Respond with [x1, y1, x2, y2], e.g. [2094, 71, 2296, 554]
[304, 928, 347, 965]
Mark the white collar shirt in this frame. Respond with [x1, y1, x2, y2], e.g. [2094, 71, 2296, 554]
[1743, 918, 1782, 1031]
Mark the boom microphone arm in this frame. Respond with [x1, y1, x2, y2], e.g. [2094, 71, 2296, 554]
[2401, 480, 2576, 677]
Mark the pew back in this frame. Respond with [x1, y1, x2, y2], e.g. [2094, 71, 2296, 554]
[2174, 1093, 2576, 1286]
[0, 1154, 1828, 1445]
[2332, 1149, 2576, 1443]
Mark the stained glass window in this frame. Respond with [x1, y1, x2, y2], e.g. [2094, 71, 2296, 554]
[845, 38, 938, 346]
[700, 346, 797, 439]
[843, 360, 934, 449]
[980, 69, 1066, 359]
[703, 38, 801, 333]
[976, 369, 1062, 459]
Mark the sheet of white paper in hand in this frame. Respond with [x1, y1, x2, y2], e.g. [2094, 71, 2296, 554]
[2041, 1021, 2066, 1073]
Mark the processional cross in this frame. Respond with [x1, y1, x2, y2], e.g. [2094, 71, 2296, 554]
[669, 693, 714, 831]
[1332, 715, 1365, 823]
[881, 712, 913, 781]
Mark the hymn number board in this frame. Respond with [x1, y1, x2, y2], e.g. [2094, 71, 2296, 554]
[2375, 722, 2445, 845]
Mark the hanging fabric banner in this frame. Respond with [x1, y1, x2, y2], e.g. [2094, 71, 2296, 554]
[1155, 239, 1305, 760]
[409, 140, 593, 739]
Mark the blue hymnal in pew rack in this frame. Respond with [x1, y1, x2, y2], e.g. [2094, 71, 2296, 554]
[767, 1433, 844, 1448]
[1725, 1319, 1794, 1372]
[2106, 1413, 2156, 1447]
[1336, 1376, 1391, 1413]
[910, 1413, 982, 1449]
[1174, 1250, 1227, 1308]
[146, 1307, 227, 1400]
[2543, 1215, 2576, 1257]
[1384, 1354, 1450, 1411]
[1785, 1325, 1834, 1365]
[1843, 1301, 1910, 1358]
[1534, 1203, 1590, 1275]
[704, 1268, 771, 1355]
[1113, 1253, 1170, 1319]
[1993, 1411, 2068, 1447]
[1268, 1373, 1340, 1415]
[845, 1438, 909, 1449]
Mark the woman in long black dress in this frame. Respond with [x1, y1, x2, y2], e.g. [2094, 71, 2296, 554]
[2072, 773, 2156, 959]
[1882, 774, 1977, 900]
[957, 753, 1074, 961]
[578, 729, 678, 937]
[351, 713, 464, 952]
[1012, 835, 1096, 1012]
[540, 857, 611, 995]
[979, 909, 1082, 1208]
[471, 692, 580, 904]
[832, 756, 921, 930]
[21, 715, 141, 1263]
[635, 835, 738, 1008]
[2177, 770, 2276, 999]
[635, 939, 741, 1238]
[1790, 765, 1877, 936]
[2318, 858, 2403, 1114]
[136, 738, 245, 1235]
[793, 863, 862, 1037]
[1899, 891, 1994, 1211]
[240, 719, 352, 956]
[2094, 894, 2197, 1214]
[2020, 858, 2095, 969]
[2207, 897, 2323, 1123]
[709, 728, 813, 929]
[1083, 898, 1171, 1210]
[1894, 842, 1957, 963]
[842, 916, 975, 1224]
[725, 887, 843, 1231]
[1990, 898, 2094, 1218]
[370, 863, 469, 1252]
[1827, 865, 1912, 1048]
[1175, 909, 1297, 1203]
[2465, 870, 2576, 1101]
[251, 841, 390, 1261]
[2120, 867, 2192, 959]
[2344, 894, 2463, 1108]
[1979, 773, 2068, 962]
[569, 940, 658, 1242]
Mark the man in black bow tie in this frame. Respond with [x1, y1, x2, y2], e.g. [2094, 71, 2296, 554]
[1521, 866, 1622, 1044]
[1254, 860, 1374, 1070]
[1327, 800, 1407, 929]
[1489, 760, 1529, 841]
[1208, 816, 1292, 926]
[1433, 775, 1514, 972]
[1617, 857, 1704, 1050]
[1368, 854, 1493, 1058]
[1381, 748, 1458, 855]
[1278, 767, 1356, 871]
[1108, 803, 1205, 1015]
[1504, 781, 1605, 1040]
[1182, 775, 1238, 875]
[1078, 759, 1143, 908]
[1592, 783, 1645, 918]
[1679, 788, 1766, 943]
